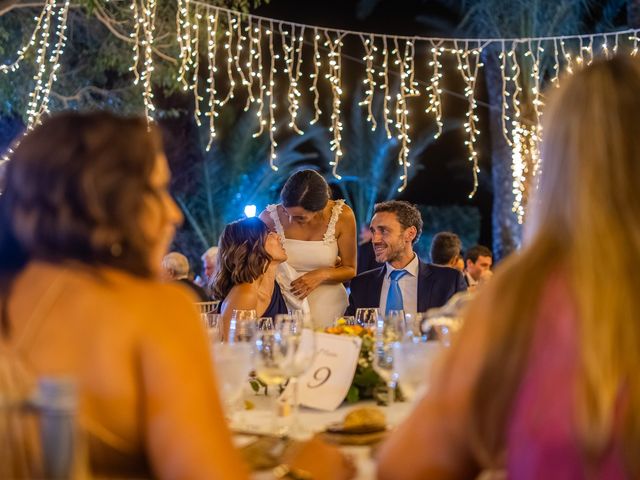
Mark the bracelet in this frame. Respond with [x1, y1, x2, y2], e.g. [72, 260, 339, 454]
[272, 463, 313, 480]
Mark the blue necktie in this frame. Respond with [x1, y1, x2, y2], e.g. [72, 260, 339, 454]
[386, 269, 408, 315]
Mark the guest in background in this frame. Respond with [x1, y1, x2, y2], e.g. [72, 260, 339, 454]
[464, 244, 493, 289]
[429, 231, 463, 268]
[161, 251, 210, 302]
[357, 223, 382, 274]
[212, 217, 289, 339]
[259, 169, 357, 328]
[0, 111, 247, 478]
[346, 201, 466, 316]
[194, 245, 218, 293]
[455, 250, 465, 272]
[378, 57, 640, 479]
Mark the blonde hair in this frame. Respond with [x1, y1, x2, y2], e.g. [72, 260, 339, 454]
[162, 252, 190, 279]
[469, 56, 640, 473]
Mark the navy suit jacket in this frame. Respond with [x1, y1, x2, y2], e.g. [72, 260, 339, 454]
[345, 259, 467, 315]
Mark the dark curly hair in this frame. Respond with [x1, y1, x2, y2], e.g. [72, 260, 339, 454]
[280, 169, 330, 212]
[0, 111, 165, 335]
[373, 200, 423, 244]
[211, 217, 273, 301]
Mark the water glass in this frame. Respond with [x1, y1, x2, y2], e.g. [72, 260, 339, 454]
[355, 308, 379, 327]
[393, 339, 442, 401]
[373, 310, 407, 403]
[229, 309, 257, 343]
[211, 343, 254, 418]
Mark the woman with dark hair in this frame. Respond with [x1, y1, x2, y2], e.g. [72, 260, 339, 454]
[0, 111, 250, 478]
[378, 57, 640, 479]
[212, 217, 288, 338]
[259, 169, 357, 328]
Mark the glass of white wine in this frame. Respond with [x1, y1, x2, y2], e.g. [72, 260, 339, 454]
[253, 314, 315, 435]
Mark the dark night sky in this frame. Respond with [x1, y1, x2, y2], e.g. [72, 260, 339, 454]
[253, 0, 494, 247]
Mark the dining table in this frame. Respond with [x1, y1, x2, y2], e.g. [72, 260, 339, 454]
[230, 392, 415, 479]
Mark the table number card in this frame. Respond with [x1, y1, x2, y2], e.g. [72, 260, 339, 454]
[294, 332, 362, 411]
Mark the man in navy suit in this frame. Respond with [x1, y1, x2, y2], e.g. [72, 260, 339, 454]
[345, 201, 466, 315]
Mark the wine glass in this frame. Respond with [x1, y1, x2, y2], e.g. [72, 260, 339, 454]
[202, 312, 223, 345]
[372, 309, 407, 403]
[253, 314, 315, 435]
[393, 337, 442, 402]
[258, 316, 274, 330]
[355, 308, 379, 327]
[228, 309, 257, 343]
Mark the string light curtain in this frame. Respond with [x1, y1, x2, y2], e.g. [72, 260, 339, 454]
[2, 1, 640, 219]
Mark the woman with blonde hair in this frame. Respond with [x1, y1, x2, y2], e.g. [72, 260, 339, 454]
[378, 56, 640, 479]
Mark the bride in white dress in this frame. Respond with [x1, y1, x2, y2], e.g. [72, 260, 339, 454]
[259, 170, 357, 329]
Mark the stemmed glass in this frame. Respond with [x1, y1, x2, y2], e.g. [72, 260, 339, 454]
[372, 309, 407, 404]
[212, 309, 256, 424]
[393, 337, 442, 402]
[202, 312, 223, 345]
[355, 308, 379, 327]
[253, 313, 315, 435]
[228, 309, 257, 343]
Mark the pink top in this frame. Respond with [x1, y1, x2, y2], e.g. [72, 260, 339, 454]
[506, 273, 626, 479]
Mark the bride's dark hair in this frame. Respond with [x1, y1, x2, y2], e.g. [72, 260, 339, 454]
[211, 217, 273, 301]
[280, 169, 330, 212]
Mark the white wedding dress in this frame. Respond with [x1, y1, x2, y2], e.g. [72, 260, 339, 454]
[266, 200, 349, 329]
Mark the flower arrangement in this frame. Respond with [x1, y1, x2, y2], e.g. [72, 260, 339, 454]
[325, 318, 395, 404]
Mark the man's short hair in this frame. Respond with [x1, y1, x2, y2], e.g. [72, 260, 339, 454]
[201, 246, 218, 262]
[430, 232, 462, 265]
[373, 200, 423, 244]
[464, 245, 493, 263]
[162, 252, 190, 279]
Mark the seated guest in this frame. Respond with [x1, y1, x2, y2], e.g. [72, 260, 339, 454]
[161, 251, 209, 302]
[212, 217, 289, 338]
[464, 244, 493, 289]
[0, 111, 247, 478]
[429, 231, 463, 268]
[357, 223, 382, 274]
[377, 57, 640, 480]
[194, 245, 218, 293]
[346, 201, 466, 316]
[0, 111, 353, 480]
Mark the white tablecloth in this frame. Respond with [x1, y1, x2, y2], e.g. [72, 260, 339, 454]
[232, 393, 413, 479]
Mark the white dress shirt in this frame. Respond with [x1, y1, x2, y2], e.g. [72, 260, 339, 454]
[379, 254, 419, 314]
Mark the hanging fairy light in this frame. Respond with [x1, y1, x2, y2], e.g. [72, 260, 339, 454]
[426, 41, 444, 139]
[176, 0, 191, 90]
[359, 34, 377, 131]
[138, 0, 158, 121]
[283, 25, 304, 134]
[498, 42, 512, 147]
[266, 22, 277, 169]
[324, 31, 345, 179]
[393, 38, 412, 192]
[455, 41, 482, 198]
[205, 10, 219, 150]
[233, 12, 250, 107]
[0, 0, 53, 75]
[378, 36, 393, 139]
[309, 28, 322, 125]
[252, 20, 267, 137]
[243, 21, 255, 111]
[190, 4, 202, 126]
[219, 11, 236, 106]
